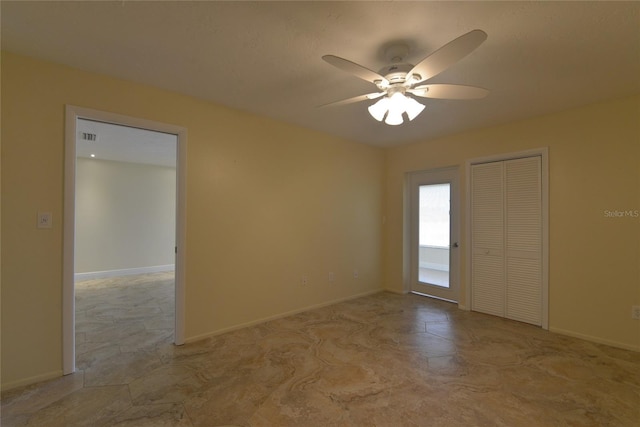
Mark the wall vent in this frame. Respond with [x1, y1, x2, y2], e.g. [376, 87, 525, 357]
[81, 132, 98, 142]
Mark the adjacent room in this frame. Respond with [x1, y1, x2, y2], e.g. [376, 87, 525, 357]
[73, 119, 178, 376]
[1, 2, 638, 426]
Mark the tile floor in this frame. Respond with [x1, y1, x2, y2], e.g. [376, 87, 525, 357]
[1, 272, 639, 426]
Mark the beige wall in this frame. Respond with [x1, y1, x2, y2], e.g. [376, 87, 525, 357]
[1, 50, 638, 390]
[384, 95, 640, 350]
[0, 52, 384, 388]
[75, 158, 176, 274]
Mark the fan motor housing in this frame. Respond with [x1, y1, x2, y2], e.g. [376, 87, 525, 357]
[378, 62, 414, 84]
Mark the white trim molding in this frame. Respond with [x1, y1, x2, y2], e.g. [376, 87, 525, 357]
[74, 264, 175, 281]
[549, 327, 640, 352]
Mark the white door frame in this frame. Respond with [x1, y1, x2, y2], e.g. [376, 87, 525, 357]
[63, 105, 187, 374]
[406, 166, 460, 303]
[464, 147, 549, 330]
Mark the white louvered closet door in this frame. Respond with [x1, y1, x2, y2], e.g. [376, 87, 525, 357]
[471, 162, 505, 317]
[505, 157, 542, 325]
[471, 156, 542, 326]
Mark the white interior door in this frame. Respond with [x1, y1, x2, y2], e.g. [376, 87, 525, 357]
[471, 156, 543, 325]
[409, 167, 460, 302]
[505, 157, 542, 325]
[470, 162, 505, 316]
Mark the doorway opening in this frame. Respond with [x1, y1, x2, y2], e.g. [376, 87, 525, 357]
[408, 167, 460, 303]
[63, 106, 187, 375]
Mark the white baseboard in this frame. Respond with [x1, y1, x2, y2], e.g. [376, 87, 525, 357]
[185, 288, 383, 344]
[75, 264, 175, 281]
[549, 327, 640, 352]
[1, 370, 63, 392]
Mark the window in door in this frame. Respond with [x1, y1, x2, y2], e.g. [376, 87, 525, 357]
[408, 167, 459, 302]
[418, 183, 450, 288]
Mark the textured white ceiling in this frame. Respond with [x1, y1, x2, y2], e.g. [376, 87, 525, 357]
[2, 1, 639, 147]
[76, 119, 177, 168]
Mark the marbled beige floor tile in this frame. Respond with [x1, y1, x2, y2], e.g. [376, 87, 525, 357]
[83, 350, 163, 387]
[75, 331, 86, 344]
[74, 319, 115, 334]
[144, 315, 175, 330]
[82, 320, 147, 343]
[185, 380, 276, 427]
[246, 385, 347, 427]
[156, 338, 221, 366]
[85, 305, 164, 321]
[108, 403, 193, 426]
[7, 385, 131, 427]
[76, 341, 122, 370]
[128, 364, 218, 405]
[0, 372, 85, 421]
[2, 274, 639, 426]
[426, 320, 474, 343]
[118, 327, 174, 352]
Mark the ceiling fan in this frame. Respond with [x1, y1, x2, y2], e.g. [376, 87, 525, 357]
[321, 29, 489, 126]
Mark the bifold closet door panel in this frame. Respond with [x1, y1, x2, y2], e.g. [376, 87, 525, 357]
[471, 156, 542, 326]
[471, 162, 505, 317]
[505, 157, 542, 325]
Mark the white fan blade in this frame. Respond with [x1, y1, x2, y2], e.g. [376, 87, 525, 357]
[408, 30, 487, 84]
[409, 84, 488, 100]
[318, 92, 386, 108]
[323, 55, 389, 87]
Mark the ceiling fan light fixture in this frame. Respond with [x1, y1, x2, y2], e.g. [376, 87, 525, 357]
[368, 92, 425, 125]
[404, 96, 425, 121]
[387, 91, 406, 110]
[385, 108, 404, 126]
[322, 29, 488, 127]
[368, 97, 389, 121]
[409, 73, 422, 84]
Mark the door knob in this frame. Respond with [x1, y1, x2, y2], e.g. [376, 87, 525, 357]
[452, 242, 459, 248]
